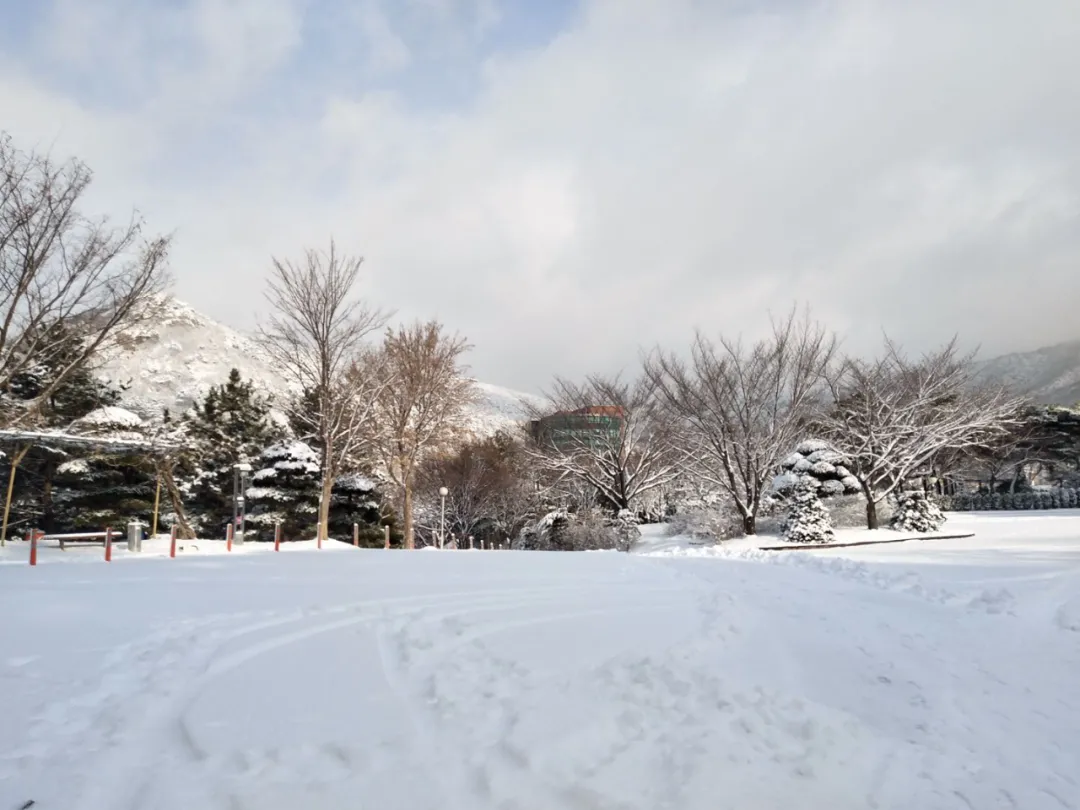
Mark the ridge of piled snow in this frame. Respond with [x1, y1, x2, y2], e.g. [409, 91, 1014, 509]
[72, 406, 145, 429]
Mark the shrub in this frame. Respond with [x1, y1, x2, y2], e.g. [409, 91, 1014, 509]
[780, 480, 835, 544]
[890, 491, 947, 533]
[666, 505, 744, 543]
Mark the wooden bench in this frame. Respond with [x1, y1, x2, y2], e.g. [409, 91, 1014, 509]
[43, 531, 112, 550]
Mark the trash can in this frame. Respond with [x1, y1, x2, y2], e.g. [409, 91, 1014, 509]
[127, 521, 143, 552]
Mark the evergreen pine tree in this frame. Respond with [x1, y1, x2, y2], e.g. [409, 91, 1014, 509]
[179, 369, 284, 535]
[890, 491, 947, 533]
[246, 441, 322, 541]
[50, 407, 155, 532]
[780, 480, 835, 544]
[1, 325, 126, 532]
[327, 473, 398, 547]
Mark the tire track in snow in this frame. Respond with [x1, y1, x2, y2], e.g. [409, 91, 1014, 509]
[59, 586, 607, 810]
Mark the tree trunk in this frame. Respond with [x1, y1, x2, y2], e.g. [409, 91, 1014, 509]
[403, 484, 415, 549]
[1, 444, 30, 547]
[160, 464, 196, 540]
[866, 499, 880, 530]
[318, 471, 334, 543]
[742, 512, 756, 536]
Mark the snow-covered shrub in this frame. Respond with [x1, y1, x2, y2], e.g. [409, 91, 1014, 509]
[890, 491, 946, 533]
[991, 493, 1003, 510]
[1000, 492, 1013, 510]
[780, 480, 835, 544]
[772, 440, 861, 500]
[517, 509, 629, 551]
[665, 505, 744, 543]
[1064, 489, 1077, 509]
[612, 509, 641, 552]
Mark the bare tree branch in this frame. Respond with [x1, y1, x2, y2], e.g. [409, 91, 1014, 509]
[526, 374, 679, 515]
[816, 337, 1024, 528]
[369, 320, 477, 549]
[644, 307, 836, 534]
[260, 240, 390, 541]
[0, 132, 170, 428]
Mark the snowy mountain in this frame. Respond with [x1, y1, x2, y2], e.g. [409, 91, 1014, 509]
[974, 339, 1080, 405]
[95, 296, 540, 435]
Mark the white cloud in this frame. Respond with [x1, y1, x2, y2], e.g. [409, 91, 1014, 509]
[3, 0, 1080, 391]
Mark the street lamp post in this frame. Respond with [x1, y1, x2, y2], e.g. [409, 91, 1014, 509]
[233, 461, 253, 543]
[439, 486, 448, 549]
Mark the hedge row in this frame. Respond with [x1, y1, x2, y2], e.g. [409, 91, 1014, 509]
[946, 489, 1079, 512]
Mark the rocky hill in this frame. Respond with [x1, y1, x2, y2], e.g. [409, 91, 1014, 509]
[974, 340, 1080, 405]
[94, 296, 540, 435]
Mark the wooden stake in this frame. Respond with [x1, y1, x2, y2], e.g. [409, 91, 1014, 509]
[384, 524, 390, 550]
[353, 523, 359, 547]
[104, 527, 112, 562]
[29, 530, 38, 566]
[226, 523, 233, 552]
[274, 522, 281, 552]
[169, 525, 177, 558]
[150, 473, 162, 538]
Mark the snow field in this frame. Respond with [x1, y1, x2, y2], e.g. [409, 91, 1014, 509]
[1, 513, 1078, 809]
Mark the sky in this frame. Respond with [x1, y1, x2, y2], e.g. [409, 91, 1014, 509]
[1, 0, 1078, 393]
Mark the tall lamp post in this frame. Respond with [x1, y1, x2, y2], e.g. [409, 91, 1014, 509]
[233, 461, 253, 543]
[439, 486, 448, 549]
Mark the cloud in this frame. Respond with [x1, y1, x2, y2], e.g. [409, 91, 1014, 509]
[2, 0, 1079, 392]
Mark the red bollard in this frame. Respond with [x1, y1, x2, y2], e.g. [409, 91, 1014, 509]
[274, 523, 281, 552]
[29, 531, 38, 566]
[226, 523, 233, 552]
[169, 525, 177, 558]
[104, 527, 112, 562]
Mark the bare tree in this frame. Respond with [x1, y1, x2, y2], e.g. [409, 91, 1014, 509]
[370, 321, 477, 549]
[645, 309, 836, 534]
[817, 337, 1023, 529]
[527, 374, 679, 515]
[0, 132, 170, 428]
[261, 242, 390, 543]
[416, 431, 540, 547]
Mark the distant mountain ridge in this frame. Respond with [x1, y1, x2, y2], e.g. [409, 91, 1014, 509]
[974, 339, 1080, 405]
[94, 295, 540, 435]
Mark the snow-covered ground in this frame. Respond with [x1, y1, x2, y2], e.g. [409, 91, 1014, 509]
[2, 513, 1078, 809]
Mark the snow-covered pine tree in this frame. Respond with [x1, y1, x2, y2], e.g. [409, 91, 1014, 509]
[780, 479, 835, 544]
[889, 490, 946, 533]
[179, 369, 284, 535]
[328, 473, 399, 547]
[612, 508, 641, 552]
[0, 326, 126, 533]
[245, 441, 321, 541]
[772, 439, 862, 499]
[51, 407, 155, 532]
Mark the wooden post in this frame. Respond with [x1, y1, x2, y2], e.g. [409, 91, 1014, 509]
[226, 523, 233, 552]
[469, 535, 474, 550]
[353, 522, 359, 547]
[29, 530, 38, 566]
[1, 444, 29, 548]
[384, 524, 390, 550]
[104, 527, 112, 562]
[169, 525, 177, 558]
[151, 473, 162, 537]
[274, 523, 281, 552]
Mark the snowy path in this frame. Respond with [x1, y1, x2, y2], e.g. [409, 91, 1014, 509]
[2, 545, 1078, 810]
